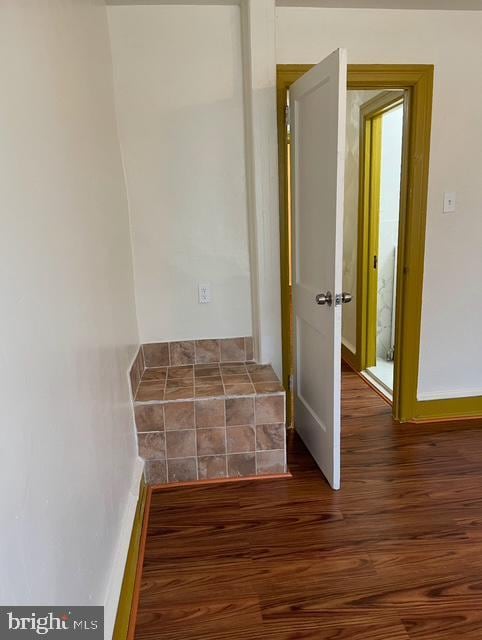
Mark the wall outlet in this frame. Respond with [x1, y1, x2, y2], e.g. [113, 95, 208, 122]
[198, 283, 211, 304]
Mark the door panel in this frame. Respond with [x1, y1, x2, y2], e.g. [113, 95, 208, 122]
[290, 49, 347, 490]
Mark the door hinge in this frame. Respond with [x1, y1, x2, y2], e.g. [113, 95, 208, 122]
[373, 255, 378, 269]
[287, 374, 294, 391]
[285, 104, 290, 129]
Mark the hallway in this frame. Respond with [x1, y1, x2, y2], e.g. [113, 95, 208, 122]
[133, 365, 482, 639]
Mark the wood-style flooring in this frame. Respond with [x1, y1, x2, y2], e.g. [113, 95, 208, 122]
[134, 364, 482, 639]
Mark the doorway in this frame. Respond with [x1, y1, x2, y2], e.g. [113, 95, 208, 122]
[277, 64, 433, 428]
[349, 90, 406, 399]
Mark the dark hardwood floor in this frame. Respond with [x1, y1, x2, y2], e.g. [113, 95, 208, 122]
[134, 364, 482, 639]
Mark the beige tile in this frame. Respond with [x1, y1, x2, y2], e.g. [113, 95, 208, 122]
[129, 352, 143, 395]
[166, 430, 196, 458]
[135, 404, 164, 432]
[254, 381, 284, 394]
[220, 364, 247, 375]
[222, 373, 251, 384]
[224, 383, 255, 396]
[227, 425, 255, 453]
[167, 458, 197, 483]
[227, 453, 256, 478]
[256, 424, 285, 451]
[167, 365, 194, 380]
[256, 450, 285, 475]
[138, 432, 165, 460]
[226, 397, 254, 426]
[198, 456, 227, 480]
[194, 363, 220, 377]
[247, 363, 268, 371]
[142, 367, 168, 382]
[220, 337, 246, 362]
[166, 376, 193, 389]
[170, 341, 195, 366]
[164, 401, 195, 430]
[195, 384, 224, 398]
[138, 346, 145, 371]
[249, 365, 279, 383]
[143, 343, 170, 367]
[129, 368, 139, 396]
[164, 387, 194, 401]
[195, 375, 222, 386]
[255, 395, 285, 425]
[135, 382, 165, 402]
[197, 428, 226, 456]
[144, 459, 167, 484]
[245, 337, 254, 362]
[195, 399, 225, 428]
[195, 339, 220, 364]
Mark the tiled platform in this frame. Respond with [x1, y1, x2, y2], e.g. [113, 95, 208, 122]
[129, 343, 287, 485]
[135, 362, 284, 402]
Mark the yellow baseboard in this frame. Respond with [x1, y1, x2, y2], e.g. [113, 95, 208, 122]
[112, 477, 150, 640]
[411, 396, 482, 423]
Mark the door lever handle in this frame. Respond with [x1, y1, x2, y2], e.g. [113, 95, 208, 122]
[315, 291, 333, 306]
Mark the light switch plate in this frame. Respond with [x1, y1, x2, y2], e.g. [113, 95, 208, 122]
[443, 191, 456, 213]
[198, 283, 211, 304]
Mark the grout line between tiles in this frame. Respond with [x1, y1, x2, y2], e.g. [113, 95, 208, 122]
[144, 449, 285, 463]
[223, 398, 228, 477]
[254, 394, 258, 476]
[193, 407, 199, 481]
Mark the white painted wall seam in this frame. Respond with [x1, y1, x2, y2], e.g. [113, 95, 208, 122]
[240, 0, 282, 375]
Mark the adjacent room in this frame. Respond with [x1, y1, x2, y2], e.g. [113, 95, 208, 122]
[343, 88, 405, 398]
[2, 1, 482, 639]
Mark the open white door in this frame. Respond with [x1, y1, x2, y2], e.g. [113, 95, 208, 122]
[290, 49, 347, 490]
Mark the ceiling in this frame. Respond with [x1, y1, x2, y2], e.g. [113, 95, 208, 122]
[106, 0, 482, 8]
[277, 0, 482, 9]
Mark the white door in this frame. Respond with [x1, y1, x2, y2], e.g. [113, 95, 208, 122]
[290, 49, 347, 490]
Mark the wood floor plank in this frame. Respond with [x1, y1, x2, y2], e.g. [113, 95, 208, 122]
[134, 365, 482, 640]
[401, 610, 482, 639]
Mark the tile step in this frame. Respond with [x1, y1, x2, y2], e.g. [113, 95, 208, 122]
[132, 362, 287, 485]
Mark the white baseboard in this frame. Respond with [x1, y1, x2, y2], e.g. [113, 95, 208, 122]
[104, 456, 144, 640]
[418, 388, 482, 401]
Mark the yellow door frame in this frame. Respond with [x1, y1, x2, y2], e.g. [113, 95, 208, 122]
[357, 91, 405, 373]
[278, 64, 440, 423]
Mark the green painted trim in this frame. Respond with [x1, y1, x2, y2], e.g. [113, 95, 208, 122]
[413, 396, 482, 422]
[366, 114, 382, 368]
[357, 92, 405, 373]
[392, 68, 434, 422]
[112, 477, 149, 640]
[275, 66, 482, 423]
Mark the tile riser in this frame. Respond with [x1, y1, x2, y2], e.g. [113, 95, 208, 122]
[129, 340, 286, 485]
[140, 394, 286, 484]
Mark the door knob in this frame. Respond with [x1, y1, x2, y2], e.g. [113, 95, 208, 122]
[341, 292, 352, 304]
[315, 291, 333, 306]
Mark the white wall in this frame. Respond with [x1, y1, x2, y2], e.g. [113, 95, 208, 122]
[0, 0, 140, 622]
[108, 5, 252, 344]
[276, 7, 482, 399]
[342, 89, 380, 352]
[240, 0, 282, 374]
[377, 105, 403, 359]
